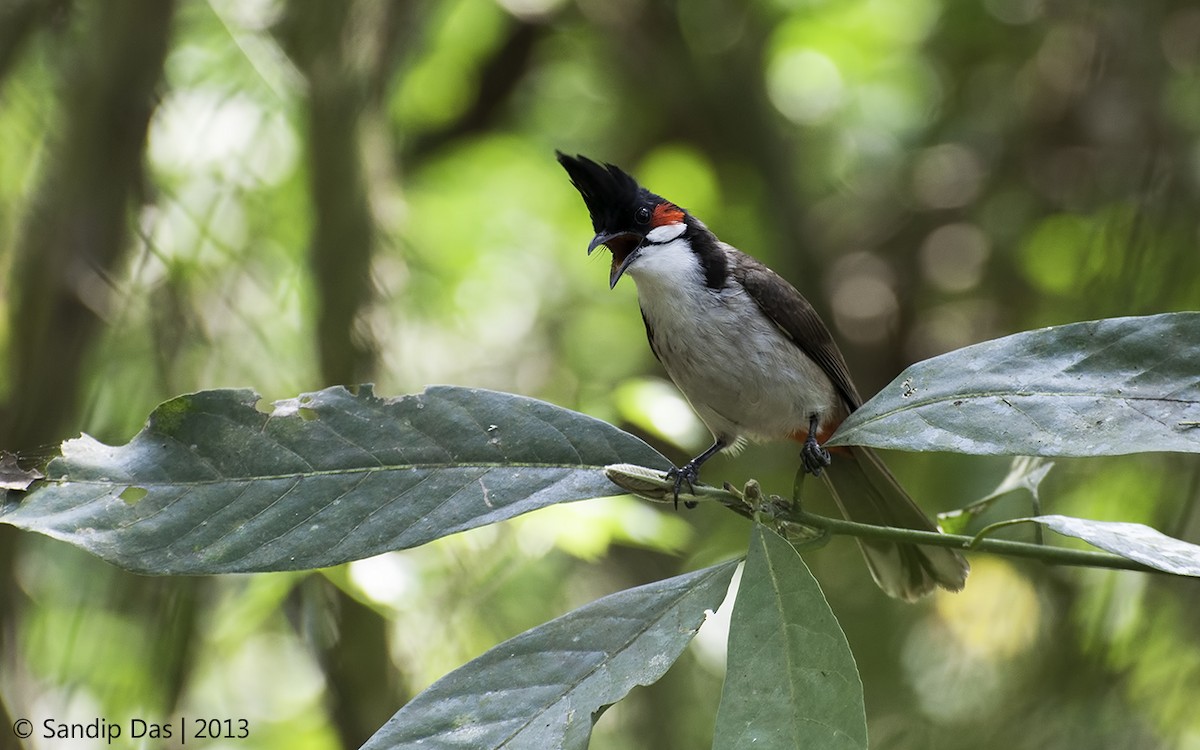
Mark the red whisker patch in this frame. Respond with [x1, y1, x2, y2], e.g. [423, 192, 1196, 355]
[652, 203, 685, 227]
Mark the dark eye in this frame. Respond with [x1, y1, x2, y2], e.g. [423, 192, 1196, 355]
[635, 206, 651, 225]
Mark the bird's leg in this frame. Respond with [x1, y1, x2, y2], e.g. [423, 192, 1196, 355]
[800, 413, 832, 477]
[666, 439, 727, 509]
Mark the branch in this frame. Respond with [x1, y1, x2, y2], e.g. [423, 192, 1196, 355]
[603, 464, 1167, 576]
[786, 507, 1158, 574]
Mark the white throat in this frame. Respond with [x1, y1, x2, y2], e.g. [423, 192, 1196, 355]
[625, 235, 705, 292]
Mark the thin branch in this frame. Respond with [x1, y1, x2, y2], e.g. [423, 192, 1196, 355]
[785, 508, 1158, 574]
[603, 464, 1167, 576]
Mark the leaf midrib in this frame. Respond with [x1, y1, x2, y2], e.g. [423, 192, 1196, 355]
[841, 389, 1200, 433]
[37, 461, 611, 489]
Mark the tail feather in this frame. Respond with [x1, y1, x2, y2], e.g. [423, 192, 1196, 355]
[820, 446, 969, 601]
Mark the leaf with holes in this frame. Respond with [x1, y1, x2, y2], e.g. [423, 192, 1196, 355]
[713, 526, 866, 750]
[0, 385, 671, 573]
[361, 559, 739, 750]
[829, 313, 1200, 457]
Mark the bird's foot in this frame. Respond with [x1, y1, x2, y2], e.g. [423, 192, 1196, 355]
[801, 434, 832, 477]
[665, 462, 701, 510]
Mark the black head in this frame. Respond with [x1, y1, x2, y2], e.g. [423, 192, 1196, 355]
[557, 151, 690, 288]
[556, 152, 659, 233]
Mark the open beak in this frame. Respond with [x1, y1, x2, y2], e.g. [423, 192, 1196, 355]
[588, 230, 644, 289]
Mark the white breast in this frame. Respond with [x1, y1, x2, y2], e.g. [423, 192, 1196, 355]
[627, 239, 839, 447]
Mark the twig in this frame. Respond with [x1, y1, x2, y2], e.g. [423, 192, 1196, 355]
[604, 464, 1161, 575]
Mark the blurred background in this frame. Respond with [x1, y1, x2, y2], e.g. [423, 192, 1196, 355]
[2, 0, 1200, 747]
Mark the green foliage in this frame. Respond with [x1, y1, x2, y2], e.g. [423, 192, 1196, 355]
[6, 309, 1200, 748]
[5, 1, 1200, 747]
[361, 561, 738, 750]
[829, 313, 1200, 456]
[4, 386, 867, 748]
[2, 386, 669, 573]
[713, 526, 866, 750]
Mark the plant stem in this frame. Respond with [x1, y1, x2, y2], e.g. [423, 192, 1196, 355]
[602, 464, 1161, 575]
[786, 508, 1157, 574]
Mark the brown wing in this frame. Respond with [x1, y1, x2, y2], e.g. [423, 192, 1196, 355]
[729, 248, 863, 411]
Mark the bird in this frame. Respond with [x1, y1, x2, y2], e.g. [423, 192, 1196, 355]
[557, 151, 968, 600]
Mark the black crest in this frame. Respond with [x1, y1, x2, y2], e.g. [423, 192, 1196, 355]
[556, 151, 652, 233]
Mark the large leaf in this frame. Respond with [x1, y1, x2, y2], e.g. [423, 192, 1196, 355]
[828, 313, 1200, 456]
[0, 386, 671, 573]
[361, 560, 740, 750]
[713, 525, 866, 750]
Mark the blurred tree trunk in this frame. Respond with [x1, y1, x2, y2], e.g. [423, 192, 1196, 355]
[1, 0, 174, 450]
[278, 0, 379, 387]
[289, 576, 410, 750]
[0, 0, 67, 88]
[277, 3, 398, 746]
[0, 1, 175, 745]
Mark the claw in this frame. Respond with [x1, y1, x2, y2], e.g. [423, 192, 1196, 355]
[665, 439, 727, 510]
[801, 435, 831, 476]
[666, 462, 700, 509]
[800, 414, 832, 477]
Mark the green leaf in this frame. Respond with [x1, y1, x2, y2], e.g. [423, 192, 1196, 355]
[361, 560, 739, 750]
[980, 515, 1200, 577]
[938, 456, 1054, 534]
[828, 313, 1200, 456]
[713, 525, 866, 750]
[1, 385, 671, 573]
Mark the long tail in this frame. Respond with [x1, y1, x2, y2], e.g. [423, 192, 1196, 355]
[820, 446, 969, 601]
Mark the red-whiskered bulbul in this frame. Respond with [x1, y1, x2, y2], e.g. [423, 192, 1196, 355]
[558, 152, 968, 600]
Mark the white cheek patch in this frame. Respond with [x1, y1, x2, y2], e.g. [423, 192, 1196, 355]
[645, 222, 687, 244]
